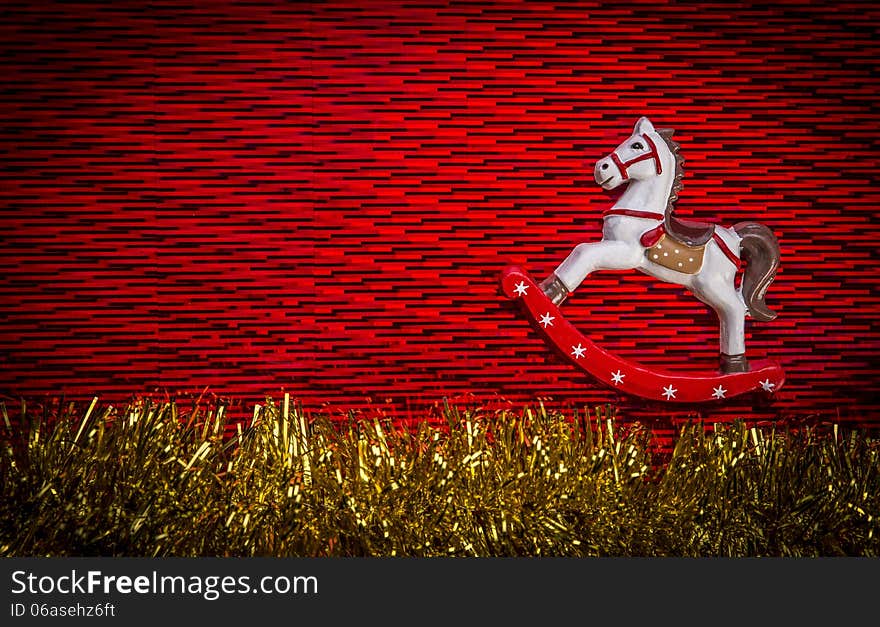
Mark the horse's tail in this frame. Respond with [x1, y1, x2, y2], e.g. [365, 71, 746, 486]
[733, 221, 780, 322]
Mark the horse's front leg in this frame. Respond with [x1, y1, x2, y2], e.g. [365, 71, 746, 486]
[541, 240, 644, 306]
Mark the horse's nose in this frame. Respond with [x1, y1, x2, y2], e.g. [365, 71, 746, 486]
[595, 158, 617, 186]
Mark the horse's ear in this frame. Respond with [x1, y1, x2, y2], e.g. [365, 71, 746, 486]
[634, 117, 655, 134]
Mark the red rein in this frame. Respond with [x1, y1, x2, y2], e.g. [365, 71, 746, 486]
[610, 133, 663, 180]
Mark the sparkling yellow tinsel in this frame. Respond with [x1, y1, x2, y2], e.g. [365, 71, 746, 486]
[1, 397, 877, 556]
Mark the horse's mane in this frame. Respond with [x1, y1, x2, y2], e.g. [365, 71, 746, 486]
[657, 129, 684, 216]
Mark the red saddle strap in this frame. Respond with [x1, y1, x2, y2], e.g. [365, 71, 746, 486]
[712, 233, 744, 287]
[639, 224, 665, 247]
[603, 208, 664, 220]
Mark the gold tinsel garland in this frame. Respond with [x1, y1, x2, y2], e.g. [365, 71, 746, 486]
[1, 397, 877, 556]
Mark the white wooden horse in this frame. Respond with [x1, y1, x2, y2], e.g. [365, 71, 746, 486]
[540, 117, 780, 374]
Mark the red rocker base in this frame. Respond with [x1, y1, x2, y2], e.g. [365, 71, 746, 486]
[502, 266, 784, 403]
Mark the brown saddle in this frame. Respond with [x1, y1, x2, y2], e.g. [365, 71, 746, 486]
[640, 215, 716, 275]
[665, 215, 716, 247]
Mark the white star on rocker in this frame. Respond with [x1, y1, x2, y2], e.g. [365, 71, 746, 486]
[539, 312, 555, 328]
[712, 385, 727, 399]
[611, 370, 625, 385]
[513, 281, 529, 297]
[571, 344, 586, 359]
[760, 379, 776, 392]
[662, 385, 677, 400]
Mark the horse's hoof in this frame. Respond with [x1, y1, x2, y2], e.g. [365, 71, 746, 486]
[539, 274, 569, 306]
[720, 353, 749, 374]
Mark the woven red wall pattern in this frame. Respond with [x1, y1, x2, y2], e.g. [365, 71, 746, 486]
[2, 1, 879, 439]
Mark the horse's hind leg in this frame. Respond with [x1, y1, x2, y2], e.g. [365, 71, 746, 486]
[717, 301, 749, 373]
[541, 241, 643, 305]
[693, 273, 749, 373]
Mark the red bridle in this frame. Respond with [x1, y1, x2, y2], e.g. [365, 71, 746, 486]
[609, 133, 663, 181]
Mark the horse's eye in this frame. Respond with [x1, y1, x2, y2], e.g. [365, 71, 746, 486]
[631, 142, 644, 150]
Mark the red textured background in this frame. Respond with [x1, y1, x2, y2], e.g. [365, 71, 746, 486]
[2, 1, 879, 435]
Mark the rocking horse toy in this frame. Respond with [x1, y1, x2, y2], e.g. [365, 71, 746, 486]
[501, 117, 784, 402]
